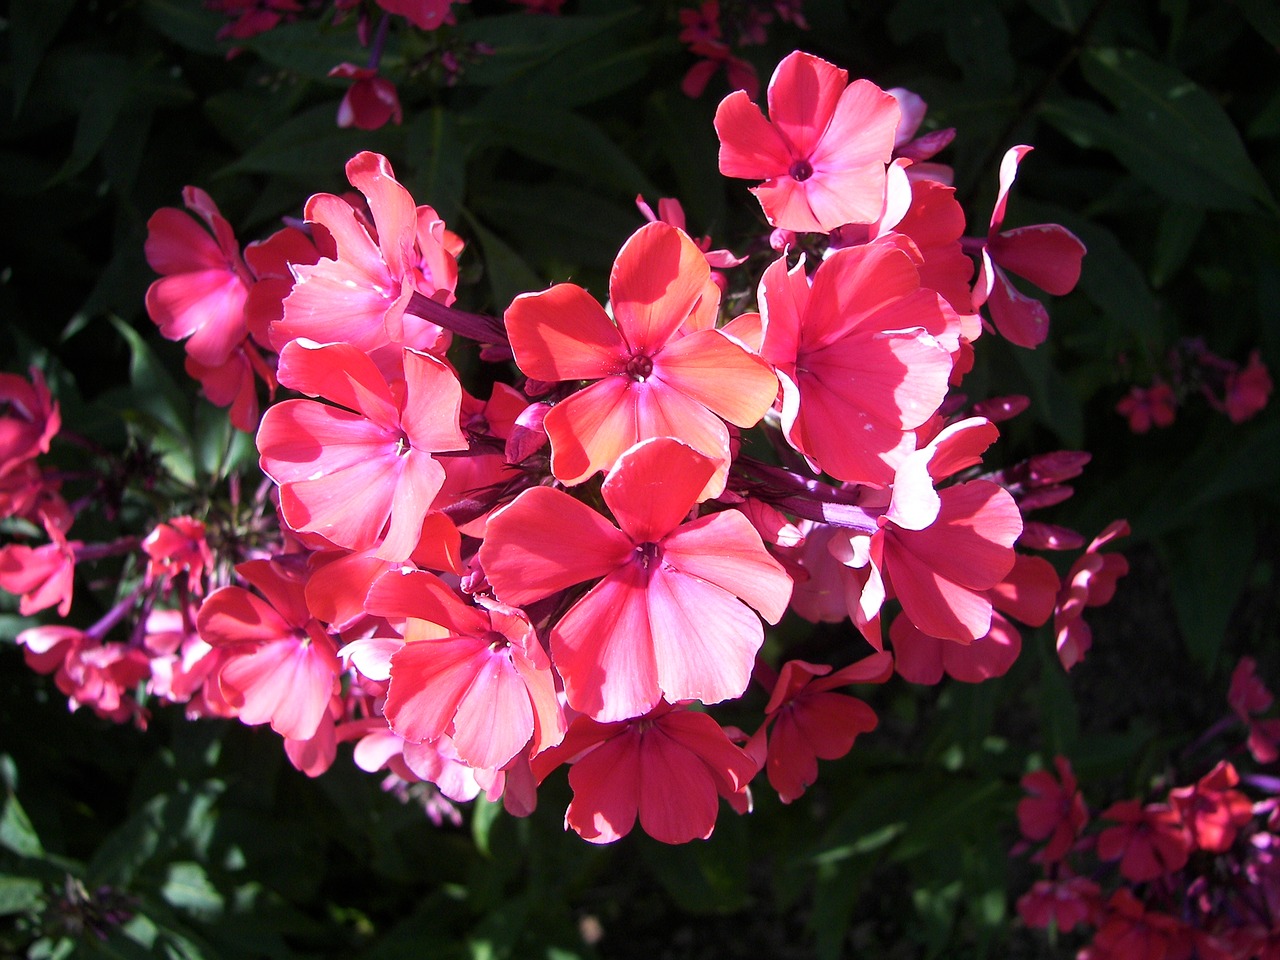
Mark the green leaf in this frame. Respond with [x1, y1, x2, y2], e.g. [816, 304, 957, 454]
[1023, 0, 1092, 32]
[464, 215, 544, 311]
[106, 316, 190, 440]
[471, 797, 503, 858]
[1009, 341, 1084, 446]
[1068, 218, 1165, 343]
[0, 875, 44, 915]
[0, 792, 44, 858]
[9, 0, 77, 116]
[160, 862, 224, 922]
[1235, 0, 1280, 48]
[640, 816, 750, 914]
[455, 10, 641, 88]
[243, 21, 365, 82]
[1066, 48, 1276, 213]
[407, 107, 468, 223]
[140, 0, 227, 55]
[219, 103, 402, 179]
[1150, 205, 1205, 289]
[474, 99, 657, 198]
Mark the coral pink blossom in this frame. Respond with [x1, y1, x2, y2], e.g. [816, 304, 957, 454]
[505, 221, 776, 495]
[1168, 761, 1253, 853]
[1224, 349, 1272, 423]
[375, 0, 457, 30]
[0, 368, 60, 478]
[330, 63, 403, 131]
[144, 186, 252, 366]
[1017, 876, 1100, 932]
[751, 653, 891, 803]
[143, 516, 214, 594]
[256, 340, 466, 561]
[480, 438, 792, 722]
[363, 568, 565, 770]
[715, 50, 899, 233]
[973, 146, 1086, 348]
[196, 559, 341, 741]
[1116, 382, 1178, 433]
[274, 152, 459, 358]
[0, 513, 79, 616]
[1054, 520, 1129, 671]
[1097, 800, 1191, 883]
[756, 242, 954, 485]
[532, 702, 756, 844]
[1017, 755, 1088, 863]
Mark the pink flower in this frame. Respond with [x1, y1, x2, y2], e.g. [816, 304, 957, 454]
[1097, 800, 1191, 883]
[972, 146, 1086, 348]
[1017, 755, 1088, 863]
[0, 513, 78, 616]
[196, 559, 341, 741]
[1116, 382, 1177, 433]
[274, 152, 460, 359]
[1224, 349, 1272, 423]
[504, 221, 777, 496]
[144, 187, 252, 367]
[256, 340, 466, 561]
[0, 368, 60, 479]
[532, 701, 756, 844]
[143, 516, 214, 594]
[755, 242, 954, 485]
[1168, 761, 1253, 853]
[480, 438, 792, 722]
[375, 0, 458, 30]
[330, 63, 403, 131]
[1054, 520, 1129, 671]
[714, 50, 900, 233]
[751, 653, 890, 803]
[1017, 876, 1099, 932]
[682, 41, 758, 100]
[363, 568, 565, 771]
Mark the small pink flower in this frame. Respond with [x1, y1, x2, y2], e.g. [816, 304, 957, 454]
[330, 63, 403, 131]
[1017, 755, 1088, 863]
[1097, 800, 1190, 883]
[715, 50, 899, 233]
[1116, 382, 1177, 433]
[1017, 875, 1099, 932]
[1224, 349, 1272, 424]
[143, 517, 214, 594]
[1054, 520, 1129, 671]
[0, 368, 60, 479]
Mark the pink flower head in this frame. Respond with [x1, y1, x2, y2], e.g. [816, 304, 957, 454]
[1017, 755, 1088, 863]
[682, 41, 759, 100]
[715, 50, 900, 233]
[973, 146, 1086, 348]
[1097, 800, 1191, 883]
[1054, 520, 1129, 671]
[1116, 382, 1177, 433]
[274, 152, 460, 359]
[143, 516, 214, 594]
[375, 0, 458, 30]
[1017, 875, 1100, 932]
[196, 558, 341, 741]
[364, 568, 566, 771]
[1224, 349, 1272, 423]
[752, 653, 891, 803]
[256, 340, 466, 561]
[330, 63, 403, 131]
[0, 512, 78, 616]
[480, 437, 792, 722]
[184, 342, 277, 433]
[1168, 761, 1253, 853]
[756, 242, 954, 486]
[505, 221, 777, 496]
[532, 701, 757, 844]
[0, 368, 60, 479]
[145, 187, 252, 366]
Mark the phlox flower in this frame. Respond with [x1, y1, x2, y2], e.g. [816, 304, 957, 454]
[1097, 799, 1191, 883]
[1017, 876, 1100, 932]
[375, 0, 458, 30]
[274, 151, 460, 360]
[972, 146, 1086, 348]
[0, 368, 60, 479]
[1017, 755, 1088, 863]
[361, 568, 565, 771]
[1224, 349, 1272, 423]
[532, 701, 757, 844]
[1228, 657, 1280, 764]
[480, 438, 792, 722]
[1054, 520, 1130, 671]
[504, 221, 777, 496]
[1116, 382, 1177, 434]
[143, 516, 214, 594]
[715, 50, 900, 233]
[1169, 761, 1253, 854]
[184, 343, 277, 433]
[748, 653, 891, 803]
[755, 241, 954, 486]
[1086, 890, 1192, 960]
[19, 625, 151, 725]
[0, 512, 79, 617]
[256, 340, 466, 561]
[196, 558, 341, 742]
[144, 186, 252, 367]
[330, 63, 403, 131]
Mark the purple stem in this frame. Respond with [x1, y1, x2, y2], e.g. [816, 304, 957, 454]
[405, 292, 510, 347]
[368, 12, 391, 71]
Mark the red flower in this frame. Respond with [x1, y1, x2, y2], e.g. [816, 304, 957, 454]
[1224, 349, 1272, 424]
[532, 701, 756, 844]
[1097, 800, 1191, 883]
[330, 63, 403, 132]
[0, 368, 60, 479]
[714, 50, 899, 233]
[1168, 761, 1253, 853]
[1017, 755, 1088, 863]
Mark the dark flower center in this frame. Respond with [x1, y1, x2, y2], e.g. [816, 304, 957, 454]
[626, 354, 654, 381]
[789, 158, 814, 182]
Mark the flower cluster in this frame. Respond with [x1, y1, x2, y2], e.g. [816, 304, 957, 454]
[677, 1, 809, 99]
[1117, 338, 1272, 434]
[1016, 658, 1280, 957]
[2, 50, 1122, 845]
